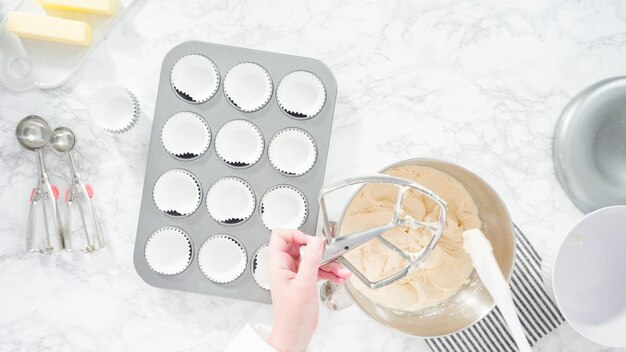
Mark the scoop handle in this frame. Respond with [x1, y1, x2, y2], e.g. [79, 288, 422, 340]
[463, 229, 531, 352]
[65, 151, 104, 252]
[28, 149, 64, 252]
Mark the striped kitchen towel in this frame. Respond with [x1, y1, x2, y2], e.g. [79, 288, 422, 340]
[426, 224, 564, 352]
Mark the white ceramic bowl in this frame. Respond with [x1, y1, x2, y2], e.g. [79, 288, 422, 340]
[552, 205, 626, 347]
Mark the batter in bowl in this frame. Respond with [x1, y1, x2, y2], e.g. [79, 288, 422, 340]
[341, 165, 481, 311]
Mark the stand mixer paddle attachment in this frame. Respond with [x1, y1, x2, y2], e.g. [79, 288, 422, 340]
[50, 127, 104, 252]
[314, 174, 447, 289]
[16, 115, 64, 253]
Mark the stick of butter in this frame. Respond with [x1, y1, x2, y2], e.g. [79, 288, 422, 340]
[36, 0, 117, 16]
[7, 12, 92, 46]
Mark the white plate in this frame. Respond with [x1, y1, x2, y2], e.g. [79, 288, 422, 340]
[552, 205, 626, 347]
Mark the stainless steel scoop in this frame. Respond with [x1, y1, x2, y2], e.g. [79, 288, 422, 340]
[316, 174, 447, 289]
[51, 127, 104, 252]
[16, 115, 64, 253]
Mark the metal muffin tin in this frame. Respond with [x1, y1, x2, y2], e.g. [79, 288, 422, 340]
[134, 41, 337, 303]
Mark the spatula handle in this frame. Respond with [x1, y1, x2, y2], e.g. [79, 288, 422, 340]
[463, 229, 531, 352]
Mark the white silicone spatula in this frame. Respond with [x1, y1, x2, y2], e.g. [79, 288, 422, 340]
[463, 229, 532, 352]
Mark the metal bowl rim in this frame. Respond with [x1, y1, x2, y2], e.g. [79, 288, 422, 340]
[339, 157, 516, 338]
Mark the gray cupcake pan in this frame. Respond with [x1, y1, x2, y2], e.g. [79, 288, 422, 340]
[134, 41, 337, 303]
[553, 76, 626, 214]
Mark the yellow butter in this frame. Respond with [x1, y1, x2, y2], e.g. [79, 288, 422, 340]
[7, 12, 92, 46]
[36, 0, 117, 16]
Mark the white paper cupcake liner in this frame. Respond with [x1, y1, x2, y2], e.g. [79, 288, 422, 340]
[198, 234, 247, 284]
[252, 243, 270, 290]
[276, 71, 326, 118]
[206, 177, 255, 225]
[90, 85, 140, 134]
[171, 54, 220, 104]
[215, 120, 264, 168]
[144, 226, 193, 276]
[153, 169, 202, 217]
[224, 62, 273, 112]
[161, 112, 211, 160]
[268, 128, 317, 176]
[260, 185, 308, 230]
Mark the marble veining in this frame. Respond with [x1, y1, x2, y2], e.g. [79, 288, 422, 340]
[1, 0, 625, 351]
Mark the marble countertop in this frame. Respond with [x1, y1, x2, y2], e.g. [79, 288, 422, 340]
[1, 0, 625, 351]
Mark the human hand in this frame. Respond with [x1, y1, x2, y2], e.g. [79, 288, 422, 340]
[266, 229, 351, 352]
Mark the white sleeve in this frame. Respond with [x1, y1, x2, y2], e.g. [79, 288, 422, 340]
[225, 324, 276, 352]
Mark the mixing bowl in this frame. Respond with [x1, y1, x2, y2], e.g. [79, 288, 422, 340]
[552, 205, 626, 347]
[322, 158, 515, 337]
[553, 76, 626, 213]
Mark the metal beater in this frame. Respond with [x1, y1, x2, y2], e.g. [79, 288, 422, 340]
[316, 174, 447, 289]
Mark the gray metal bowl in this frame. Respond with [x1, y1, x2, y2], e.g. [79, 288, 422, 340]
[554, 77, 626, 214]
[340, 158, 515, 337]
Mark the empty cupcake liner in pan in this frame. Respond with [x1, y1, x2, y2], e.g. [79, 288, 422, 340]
[206, 177, 256, 225]
[198, 235, 248, 284]
[268, 128, 317, 176]
[153, 169, 202, 217]
[215, 120, 264, 168]
[277, 70, 326, 118]
[161, 112, 211, 160]
[135, 41, 337, 304]
[224, 62, 273, 112]
[260, 185, 308, 230]
[252, 244, 270, 290]
[171, 54, 220, 103]
[145, 226, 193, 276]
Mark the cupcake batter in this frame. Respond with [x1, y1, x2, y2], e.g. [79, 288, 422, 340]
[341, 165, 481, 311]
